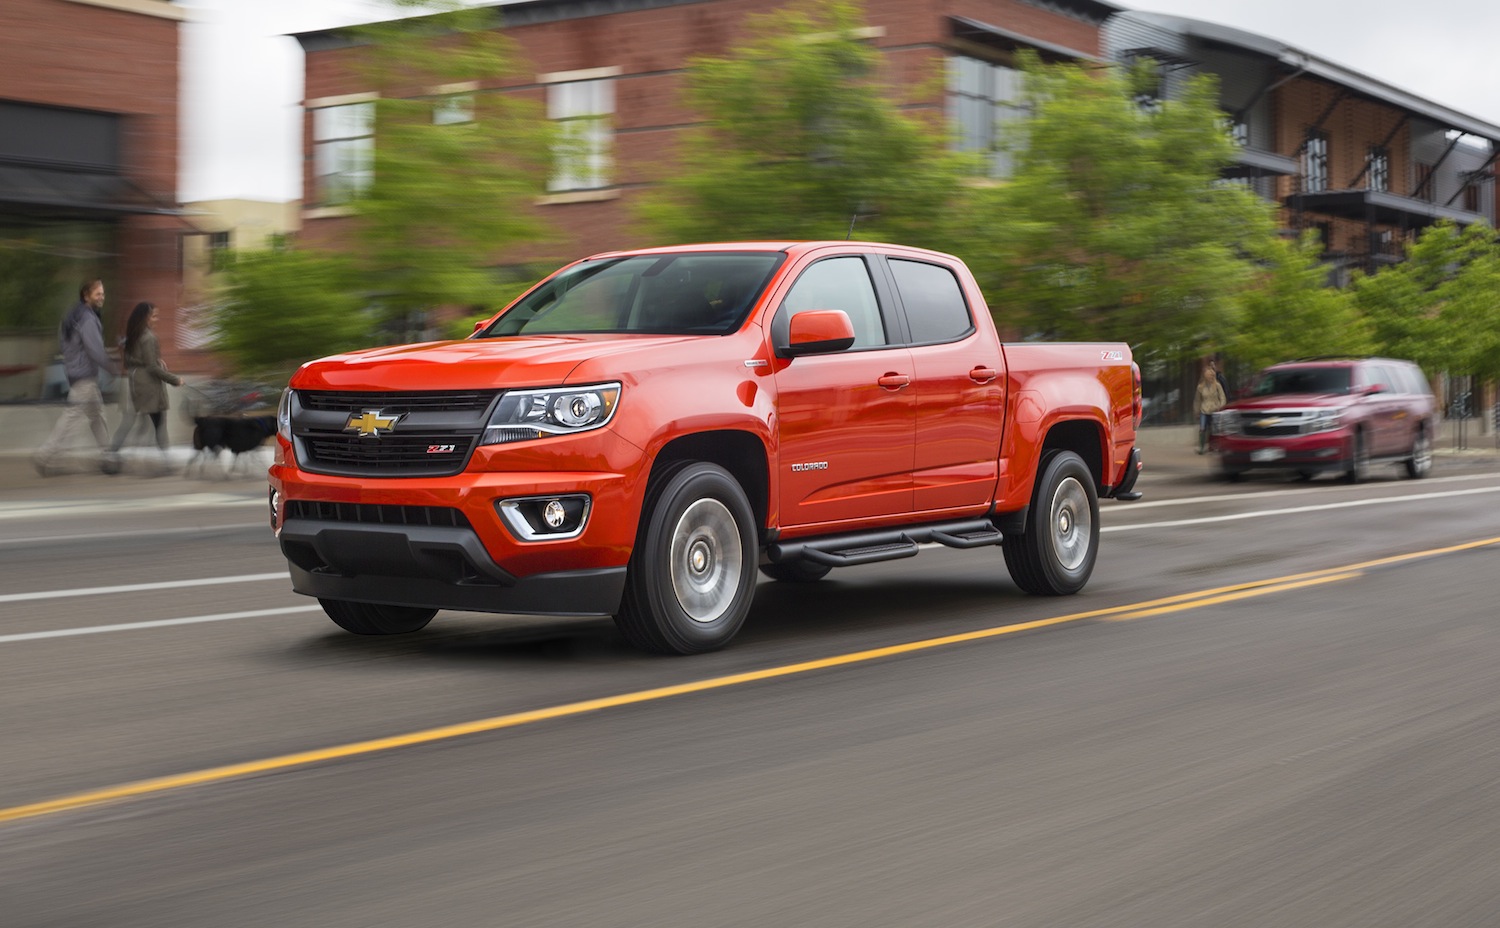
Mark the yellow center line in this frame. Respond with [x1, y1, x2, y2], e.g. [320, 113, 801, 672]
[1112, 573, 1363, 620]
[3, 535, 1498, 826]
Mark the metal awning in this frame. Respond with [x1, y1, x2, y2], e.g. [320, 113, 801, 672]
[1288, 189, 1483, 227]
[949, 15, 1099, 63]
[0, 163, 179, 216]
[1227, 147, 1300, 178]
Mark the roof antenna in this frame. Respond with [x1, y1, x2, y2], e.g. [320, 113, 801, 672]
[846, 212, 859, 240]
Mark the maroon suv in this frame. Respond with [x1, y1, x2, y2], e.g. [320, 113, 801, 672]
[1211, 357, 1435, 481]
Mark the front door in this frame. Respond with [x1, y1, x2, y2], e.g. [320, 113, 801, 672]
[770, 255, 915, 528]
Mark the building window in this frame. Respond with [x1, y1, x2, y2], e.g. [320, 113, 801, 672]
[208, 230, 232, 272]
[546, 78, 613, 192]
[947, 55, 1026, 178]
[1229, 119, 1249, 147]
[1302, 131, 1329, 193]
[433, 93, 474, 126]
[313, 101, 375, 205]
[1413, 161, 1434, 201]
[1366, 146, 1389, 192]
[1464, 181, 1482, 213]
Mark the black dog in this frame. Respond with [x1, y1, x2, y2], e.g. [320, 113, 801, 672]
[187, 414, 276, 478]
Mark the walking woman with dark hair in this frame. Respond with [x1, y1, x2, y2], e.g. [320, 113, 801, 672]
[103, 301, 183, 474]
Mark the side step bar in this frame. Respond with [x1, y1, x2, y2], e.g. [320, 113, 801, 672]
[767, 517, 1004, 568]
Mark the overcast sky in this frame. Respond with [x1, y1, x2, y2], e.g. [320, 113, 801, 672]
[176, 0, 1500, 203]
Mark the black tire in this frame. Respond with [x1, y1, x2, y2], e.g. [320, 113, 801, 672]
[1404, 427, 1431, 479]
[319, 599, 436, 635]
[1003, 450, 1099, 595]
[1345, 430, 1370, 483]
[1295, 469, 1317, 481]
[614, 462, 757, 655]
[759, 560, 832, 583]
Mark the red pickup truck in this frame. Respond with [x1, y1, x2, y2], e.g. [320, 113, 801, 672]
[269, 241, 1142, 653]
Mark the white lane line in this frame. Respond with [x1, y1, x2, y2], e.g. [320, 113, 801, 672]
[0, 605, 322, 644]
[1104, 486, 1500, 533]
[0, 493, 263, 521]
[0, 572, 286, 604]
[0, 522, 265, 547]
[1110, 472, 1500, 510]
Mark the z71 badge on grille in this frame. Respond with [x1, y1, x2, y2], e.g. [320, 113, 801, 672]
[344, 409, 403, 437]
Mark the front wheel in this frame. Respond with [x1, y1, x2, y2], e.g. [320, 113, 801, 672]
[1345, 430, 1370, 483]
[1003, 450, 1099, 595]
[1404, 428, 1432, 479]
[319, 599, 437, 635]
[614, 462, 757, 654]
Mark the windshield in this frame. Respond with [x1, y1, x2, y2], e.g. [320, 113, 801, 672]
[1252, 367, 1352, 397]
[478, 252, 785, 337]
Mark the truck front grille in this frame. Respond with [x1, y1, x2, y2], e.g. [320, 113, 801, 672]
[291, 390, 495, 477]
[300, 390, 498, 413]
[303, 434, 475, 475]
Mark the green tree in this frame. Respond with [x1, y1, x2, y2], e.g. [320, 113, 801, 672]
[0, 240, 65, 332]
[214, 244, 370, 379]
[636, 0, 972, 248]
[1351, 220, 1500, 376]
[1230, 233, 1372, 371]
[971, 58, 1280, 357]
[351, 1, 553, 337]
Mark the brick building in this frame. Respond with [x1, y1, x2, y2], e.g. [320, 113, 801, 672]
[293, 0, 1118, 265]
[295, 0, 1500, 291]
[0, 0, 188, 402]
[1104, 11, 1499, 285]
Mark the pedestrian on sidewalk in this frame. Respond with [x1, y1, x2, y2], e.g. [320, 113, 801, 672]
[1194, 363, 1227, 454]
[102, 302, 183, 475]
[33, 279, 115, 475]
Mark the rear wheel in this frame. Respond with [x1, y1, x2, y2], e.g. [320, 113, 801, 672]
[614, 462, 757, 654]
[759, 560, 831, 583]
[1404, 428, 1432, 479]
[1003, 450, 1099, 595]
[319, 599, 436, 635]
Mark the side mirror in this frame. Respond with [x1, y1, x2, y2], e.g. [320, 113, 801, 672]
[1362, 383, 1385, 396]
[777, 310, 856, 358]
[472, 320, 487, 334]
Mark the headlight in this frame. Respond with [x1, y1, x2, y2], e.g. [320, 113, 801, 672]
[1211, 410, 1237, 435]
[481, 383, 621, 445]
[1306, 409, 1343, 433]
[277, 388, 293, 441]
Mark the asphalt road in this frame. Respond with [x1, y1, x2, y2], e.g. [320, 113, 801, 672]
[3, 451, 1500, 927]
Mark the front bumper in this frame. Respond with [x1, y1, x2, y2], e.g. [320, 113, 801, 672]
[1213, 429, 1350, 472]
[279, 515, 626, 614]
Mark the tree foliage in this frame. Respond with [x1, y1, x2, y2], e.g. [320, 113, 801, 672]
[969, 59, 1280, 358]
[1352, 220, 1500, 379]
[351, 2, 553, 334]
[1230, 233, 1372, 371]
[636, 0, 971, 248]
[214, 244, 371, 379]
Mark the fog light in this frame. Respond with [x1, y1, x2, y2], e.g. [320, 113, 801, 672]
[497, 494, 591, 541]
[542, 499, 567, 528]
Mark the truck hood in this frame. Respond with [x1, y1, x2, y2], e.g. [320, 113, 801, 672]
[291, 334, 706, 391]
[1225, 393, 1351, 411]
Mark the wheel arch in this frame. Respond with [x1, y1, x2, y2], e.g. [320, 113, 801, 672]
[1040, 418, 1106, 494]
[648, 430, 769, 535]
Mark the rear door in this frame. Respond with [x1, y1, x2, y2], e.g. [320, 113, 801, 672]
[880, 255, 1005, 513]
[769, 253, 915, 527]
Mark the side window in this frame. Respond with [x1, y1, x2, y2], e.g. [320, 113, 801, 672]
[778, 257, 886, 348]
[1367, 364, 1398, 393]
[888, 258, 973, 344]
[1396, 364, 1430, 396]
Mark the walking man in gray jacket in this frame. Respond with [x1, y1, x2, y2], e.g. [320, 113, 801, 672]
[33, 279, 115, 475]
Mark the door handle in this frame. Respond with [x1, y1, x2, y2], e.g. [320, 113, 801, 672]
[969, 367, 998, 384]
[877, 373, 911, 390]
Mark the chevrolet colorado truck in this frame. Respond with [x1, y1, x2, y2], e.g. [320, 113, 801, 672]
[269, 241, 1142, 654]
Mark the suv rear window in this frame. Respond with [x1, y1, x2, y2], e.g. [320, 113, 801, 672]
[1252, 367, 1351, 396]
